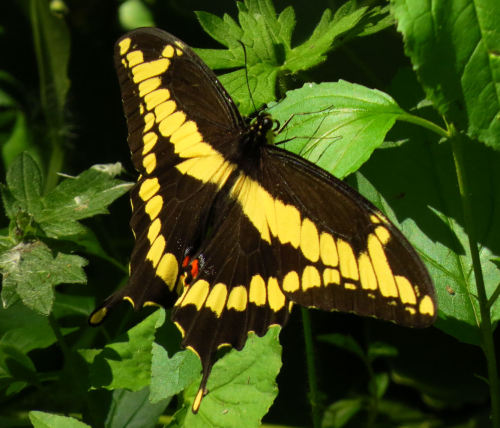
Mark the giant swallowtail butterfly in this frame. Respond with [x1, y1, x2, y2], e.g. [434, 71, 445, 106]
[90, 27, 437, 412]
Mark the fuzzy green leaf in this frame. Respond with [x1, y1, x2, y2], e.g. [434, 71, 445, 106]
[0, 240, 87, 315]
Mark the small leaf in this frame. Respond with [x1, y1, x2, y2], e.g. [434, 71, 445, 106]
[369, 372, 389, 399]
[174, 327, 282, 427]
[367, 342, 398, 361]
[0, 240, 87, 315]
[29, 411, 90, 428]
[322, 398, 363, 428]
[82, 310, 162, 391]
[105, 387, 169, 428]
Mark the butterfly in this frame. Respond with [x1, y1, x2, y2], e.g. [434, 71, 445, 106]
[89, 27, 437, 412]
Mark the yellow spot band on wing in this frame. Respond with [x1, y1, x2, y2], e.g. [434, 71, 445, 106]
[158, 111, 186, 137]
[138, 77, 161, 97]
[283, 270, 300, 292]
[162, 45, 175, 58]
[146, 235, 165, 267]
[147, 218, 161, 243]
[143, 153, 156, 174]
[249, 275, 266, 306]
[227, 286, 248, 311]
[375, 226, 391, 245]
[358, 253, 378, 290]
[118, 38, 131, 55]
[155, 100, 177, 123]
[320, 232, 338, 267]
[132, 58, 170, 83]
[419, 295, 435, 316]
[323, 268, 340, 285]
[181, 280, 209, 310]
[395, 275, 417, 304]
[205, 283, 227, 317]
[367, 234, 398, 297]
[267, 277, 285, 311]
[302, 265, 321, 291]
[139, 178, 160, 201]
[142, 132, 158, 154]
[144, 88, 170, 110]
[126, 50, 144, 67]
[156, 253, 178, 290]
[337, 239, 359, 280]
[301, 218, 320, 262]
[145, 195, 163, 220]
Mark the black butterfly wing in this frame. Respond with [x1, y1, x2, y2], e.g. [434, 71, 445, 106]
[90, 28, 244, 324]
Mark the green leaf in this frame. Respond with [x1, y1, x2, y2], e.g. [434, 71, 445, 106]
[0, 344, 39, 392]
[322, 398, 363, 428]
[367, 341, 398, 361]
[391, 0, 500, 148]
[369, 372, 389, 399]
[82, 310, 162, 391]
[150, 344, 200, 403]
[37, 163, 132, 239]
[0, 240, 87, 315]
[105, 387, 169, 428]
[271, 81, 406, 178]
[0, 303, 56, 353]
[173, 326, 282, 427]
[118, 0, 155, 30]
[5, 152, 42, 217]
[29, 411, 90, 428]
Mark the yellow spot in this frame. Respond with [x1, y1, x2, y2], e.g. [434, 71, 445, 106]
[142, 132, 158, 155]
[146, 235, 165, 267]
[159, 111, 186, 137]
[132, 58, 170, 83]
[181, 280, 209, 310]
[320, 232, 338, 267]
[227, 286, 248, 312]
[302, 265, 321, 291]
[368, 293, 376, 299]
[419, 295, 435, 316]
[155, 100, 177, 122]
[275, 199, 301, 248]
[358, 253, 378, 290]
[283, 270, 300, 292]
[395, 275, 417, 304]
[162, 45, 175, 58]
[205, 283, 227, 316]
[144, 112, 155, 132]
[138, 77, 161, 97]
[123, 296, 135, 308]
[144, 88, 170, 111]
[139, 104, 144, 115]
[143, 153, 156, 174]
[145, 195, 163, 219]
[156, 253, 178, 291]
[301, 218, 320, 262]
[174, 320, 185, 337]
[406, 307, 416, 315]
[118, 37, 131, 55]
[249, 275, 266, 306]
[89, 308, 107, 325]
[176, 48, 183, 56]
[193, 387, 204, 413]
[176, 156, 234, 188]
[126, 50, 144, 67]
[176, 140, 214, 159]
[367, 234, 398, 297]
[375, 226, 391, 245]
[267, 277, 285, 311]
[345, 282, 357, 290]
[323, 268, 340, 285]
[337, 239, 359, 280]
[370, 214, 380, 224]
[138, 178, 159, 201]
[143, 301, 160, 308]
[147, 218, 161, 243]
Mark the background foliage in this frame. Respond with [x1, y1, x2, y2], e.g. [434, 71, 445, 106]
[0, 0, 499, 427]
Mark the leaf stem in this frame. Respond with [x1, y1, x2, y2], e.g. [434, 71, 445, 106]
[301, 307, 321, 428]
[398, 113, 449, 139]
[450, 131, 500, 427]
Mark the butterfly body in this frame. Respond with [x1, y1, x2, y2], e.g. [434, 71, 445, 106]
[90, 27, 437, 412]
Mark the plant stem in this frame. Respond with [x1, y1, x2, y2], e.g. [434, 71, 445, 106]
[398, 113, 450, 139]
[301, 307, 321, 428]
[450, 131, 500, 427]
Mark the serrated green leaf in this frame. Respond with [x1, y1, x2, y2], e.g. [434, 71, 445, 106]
[105, 387, 169, 428]
[82, 310, 162, 391]
[391, 0, 500, 148]
[29, 411, 90, 428]
[174, 327, 282, 427]
[5, 152, 42, 216]
[37, 163, 131, 238]
[271, 81, 405, 178]
[0, 240, 87, 315]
